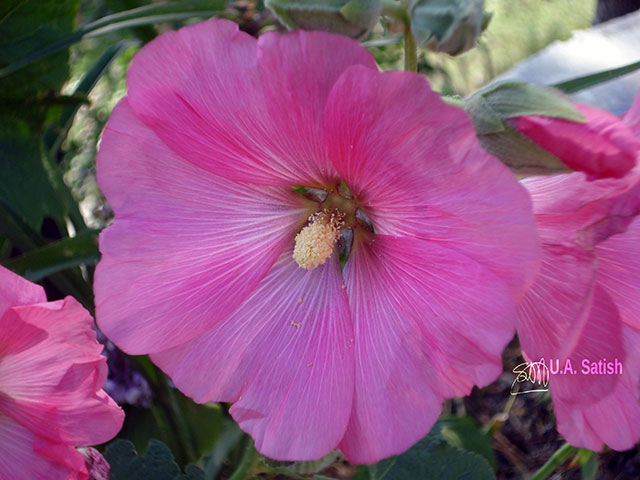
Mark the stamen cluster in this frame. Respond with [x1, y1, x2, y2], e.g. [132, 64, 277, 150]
[292, 210, 345, 269]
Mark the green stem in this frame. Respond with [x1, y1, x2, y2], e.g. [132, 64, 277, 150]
[229, 439, 259, 480]
[403, 28, 417, 72]
[530, 443, 577, 480]
[381, 0, 409, 25]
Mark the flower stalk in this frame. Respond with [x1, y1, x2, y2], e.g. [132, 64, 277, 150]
[530, 442, 578, 480]
[403, 28, 418, 72]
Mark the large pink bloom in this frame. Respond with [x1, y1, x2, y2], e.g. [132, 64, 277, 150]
[94, 19, 540, 463]
[517, 93, 640, 451]
[0, 267, 124, 479]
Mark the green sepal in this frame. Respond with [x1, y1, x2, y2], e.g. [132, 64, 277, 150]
[464, 81, 587, 174]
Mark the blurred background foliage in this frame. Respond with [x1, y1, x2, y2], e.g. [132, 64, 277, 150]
[419, 0, 596, 93]
[6, 0, 639, 479]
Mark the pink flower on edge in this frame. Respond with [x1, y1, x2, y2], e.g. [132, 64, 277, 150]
[0, 267, 124, 479]
[94, 19, 540, 463]
[517, 93, 640, 451]
[513, 103, 640, 180]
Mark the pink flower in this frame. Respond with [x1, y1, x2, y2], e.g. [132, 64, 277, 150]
[517, 93, 640, 451]
[94, 19, 540, 463]
[513, 103, 640, 180]
[0, 267, 124, 479]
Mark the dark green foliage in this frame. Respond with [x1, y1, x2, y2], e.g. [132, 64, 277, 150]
[105, 439, 205, 480]
[363, 420, 496, 480]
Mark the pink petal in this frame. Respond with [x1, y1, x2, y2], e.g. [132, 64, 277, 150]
[338, 234, 516, 464]
[0, 304, 47, 356]
[126, 19, 375, 186]
[0, 298, 124, 447]
[515, 104, 639, 179]
[153, 250, 353, 461]
[517, 244, 625, 406]
[522, 168, 640, 248]
[0, 267, 45, 317]
[324, 66, 540, 301]
[544, 286, 623, 406]
[553, 325, 640, 452]
[95, 99, 311, 353]
[516, 244, 597, 361]
[0, 414, 87, 480]
[622, 91, 640, 133]
[34, 436, 90, 480]
[597, 216, 640, 330]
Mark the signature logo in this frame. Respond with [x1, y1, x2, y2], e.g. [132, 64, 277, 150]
[510, 359, 550, 396]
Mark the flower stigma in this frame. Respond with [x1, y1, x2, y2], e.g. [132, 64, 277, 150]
[293, 210, 345, 270]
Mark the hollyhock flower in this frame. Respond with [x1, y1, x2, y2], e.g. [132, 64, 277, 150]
[517, 92, 640, 451]
[94, 18, 540, 463]
[513, 102, 640, 180]
[0, 266, 124, 479]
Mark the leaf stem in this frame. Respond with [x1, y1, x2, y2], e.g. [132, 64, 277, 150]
[229, 439, 259, 480]
[530, 442, 577, 480]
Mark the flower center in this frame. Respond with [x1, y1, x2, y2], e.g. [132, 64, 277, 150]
[292, 210, 344, 270]
[292, 182, 374, 270]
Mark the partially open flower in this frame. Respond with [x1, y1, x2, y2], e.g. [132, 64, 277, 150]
[95, 19, 540, 463]
[0, 267, 124, 480]
[466, 82, 640, 179]
[409, 0, 490, 55]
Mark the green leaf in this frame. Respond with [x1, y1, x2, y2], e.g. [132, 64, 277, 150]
[0, 0, 87, 235]
[3, 229, 99, 281]
[553, 59, 640, 94]
[0, 0, 79, 125]
[117, 381, 224, 468]
[440, 417, 496, 471]
[0, 0, 230, 81]
[369, 421, 495, 480]
[104, 439, 205, 480]
[0, 118, 67, 230]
